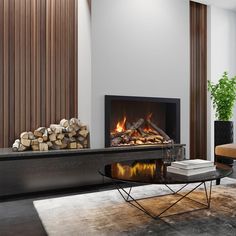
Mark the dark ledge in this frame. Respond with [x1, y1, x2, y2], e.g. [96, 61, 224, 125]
[0, 144, 185, 161]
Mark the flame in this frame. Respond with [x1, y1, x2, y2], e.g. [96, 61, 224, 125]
[115, 116, 126, 133]
[147, 113, 153, 120]
[116, 162, 156, 177]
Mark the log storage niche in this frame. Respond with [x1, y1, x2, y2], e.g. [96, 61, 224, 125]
[105, 95, 180, 147]
[12, 118, 89, 151]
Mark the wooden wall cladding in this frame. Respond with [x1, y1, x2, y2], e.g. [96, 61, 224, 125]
[190, 2, 207, 159]
[0, 0, 78, 148]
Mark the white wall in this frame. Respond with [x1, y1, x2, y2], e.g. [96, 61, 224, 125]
[207, 6, 236, 160]
[78, 0, 92, 129]
[91, 0, 190, 155]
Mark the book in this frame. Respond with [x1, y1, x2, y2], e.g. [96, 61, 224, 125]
[171, 159, 214, 170]
[167, 165, 216, 176]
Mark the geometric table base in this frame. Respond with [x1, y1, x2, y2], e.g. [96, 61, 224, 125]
[114, 181, 213, 219]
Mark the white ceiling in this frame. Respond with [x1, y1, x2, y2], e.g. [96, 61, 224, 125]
[193, 0, 236, 11]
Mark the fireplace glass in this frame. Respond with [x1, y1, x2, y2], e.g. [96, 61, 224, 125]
[105, 95, 180, 147]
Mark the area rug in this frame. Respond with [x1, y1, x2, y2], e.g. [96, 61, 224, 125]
[34, 178, 236, 236]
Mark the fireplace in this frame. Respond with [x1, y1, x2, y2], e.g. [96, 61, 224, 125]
[105, 95, 180, 147]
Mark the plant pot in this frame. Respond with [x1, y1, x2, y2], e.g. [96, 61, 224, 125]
[214, 121, 234, 166]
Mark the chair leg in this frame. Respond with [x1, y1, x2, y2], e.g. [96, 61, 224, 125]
[216, 178, 221, 185]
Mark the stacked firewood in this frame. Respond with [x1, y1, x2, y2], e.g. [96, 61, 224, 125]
[111, 118, 173, 147]
[12, 118, 89, 152]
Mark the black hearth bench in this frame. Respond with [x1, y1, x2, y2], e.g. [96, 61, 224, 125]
[0, 144, 185, 197]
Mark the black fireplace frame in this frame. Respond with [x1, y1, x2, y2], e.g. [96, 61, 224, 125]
[105, 95, 181, 147]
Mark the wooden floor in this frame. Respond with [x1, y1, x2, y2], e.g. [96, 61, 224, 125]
[0, 163, 235, 236]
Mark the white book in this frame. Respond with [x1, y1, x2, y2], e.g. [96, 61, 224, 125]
[171, 159, 214, 170]
[167, 166, 216, 176]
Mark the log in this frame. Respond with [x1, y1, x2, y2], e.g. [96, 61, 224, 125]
[77, 135, 85, 143]
[12, 139, 20, 152]
[136, 140, 144, 145]
[111, 137, 122, 146]
[130, 118, 144, 130]
[32, 145, 39, 151]
[50, 124, 63, 134]
[18, 143, 27, 152]
[146, 119, 171, 141]
[43, 130, 48, 142]
[49, 133, 57, 142]
[55, 140, 62, 146]
[38, 137, 44, 143]
[67, 130, 76, 138]
[28, 132, 35, 140]
[47, 141, 53, 148]
[31, 139, 39, 146]
[20, 132, 29, 139]
[68, 142, 77, 149]
[47, 128, 53, 135]
[34, 127, 46, 137]
[137, 128, 146, 137]
[79, 129, 89, 138]
[69, 118, 81, 131]
[66, 126, 74, 133]
[21, 138, 31, 147]
[60, 118, 69, 128]
[77, 142, 83, 149]
[69, 137, 76, 142]
[57, 133, 65, 140]
[61, 138, 69, 149]
[39, 143, 48, 151]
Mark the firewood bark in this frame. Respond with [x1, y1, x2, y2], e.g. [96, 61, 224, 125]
[12, 139, 20, 151]
[60, 118, 69, 128]
[43, 130, 48, 142]
[34, 127, 46, 137]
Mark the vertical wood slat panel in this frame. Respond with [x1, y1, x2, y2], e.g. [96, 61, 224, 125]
[190, 2, 207, 160]
[55, 0, 61, 122]
[3, 0, 9, 147]
[20, 0, 26, 131]
[15, 0, 20, 138]
[0, 0, 78, 148]
[50, 0, 56, 124]
[25, 0, 31, 131]
[45, 0, 51, 125]
[0, 0, 4, 147]
[9, 0, 15, 145]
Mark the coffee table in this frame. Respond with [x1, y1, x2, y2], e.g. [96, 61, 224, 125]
[99, 159, 232, 219]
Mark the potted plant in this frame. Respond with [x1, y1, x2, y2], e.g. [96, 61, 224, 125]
[208, 72, 236, 165]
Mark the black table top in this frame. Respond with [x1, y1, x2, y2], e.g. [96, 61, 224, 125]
[100, 159, 233, 185]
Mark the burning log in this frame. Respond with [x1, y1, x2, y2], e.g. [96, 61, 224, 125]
[146, 118, 171, 142]
[12, 117, 90, 152]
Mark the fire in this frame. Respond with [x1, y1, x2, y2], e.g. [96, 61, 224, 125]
[116, 162, 156, 177]
[147, 113, 153, 120]
[115, 116, 126, 133]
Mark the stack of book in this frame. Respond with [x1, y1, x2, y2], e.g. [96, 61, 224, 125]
[167, 159, 216, 176]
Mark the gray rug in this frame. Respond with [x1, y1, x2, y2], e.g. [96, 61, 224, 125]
[34, 178, 236, 236]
